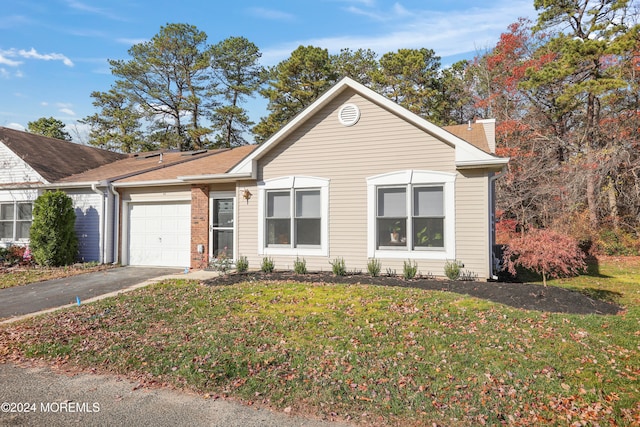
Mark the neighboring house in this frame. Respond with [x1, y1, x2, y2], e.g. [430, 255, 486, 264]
[57, 146, 255, 267]
[0, 127, 126, 253]
[0, 77, 508, 280]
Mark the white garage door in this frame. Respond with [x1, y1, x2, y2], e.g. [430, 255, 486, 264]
[128, 202, 191, 267]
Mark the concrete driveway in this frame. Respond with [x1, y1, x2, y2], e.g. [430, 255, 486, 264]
[0, 266, 188, 320]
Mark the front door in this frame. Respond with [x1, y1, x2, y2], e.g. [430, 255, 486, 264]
[209, 193, 235, 260]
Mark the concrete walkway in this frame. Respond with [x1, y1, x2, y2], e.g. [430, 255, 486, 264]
[0, 267, 220, 323]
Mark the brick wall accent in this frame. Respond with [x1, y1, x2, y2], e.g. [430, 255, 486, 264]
[190, 184, 209, 269]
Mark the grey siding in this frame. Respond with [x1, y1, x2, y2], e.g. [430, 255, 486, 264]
[66, 190, 104, 263]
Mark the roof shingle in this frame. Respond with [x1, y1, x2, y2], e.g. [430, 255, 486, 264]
[0, 126, 127, 183]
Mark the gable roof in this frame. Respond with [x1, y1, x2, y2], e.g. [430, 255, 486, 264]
[230, 77, 508, 176]
[0, 126, 127, 183]
[444, 121, 492, 154]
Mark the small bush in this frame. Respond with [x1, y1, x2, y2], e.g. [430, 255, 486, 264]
[444, 260, 462, 280]
[403, 260, 418, 279]
[293, 257, 307, 274]
[367, 258, 381, 277]
[209, 248, 231, 273]
[236, 256, 249, 273]
[0, 245, 32, 267]
[330, 257, 346, 276]
[459, 270, 478, 281]
[503, 228, 586, 286]
[386, 268, 397, 277]
[261, 257, 275, 273]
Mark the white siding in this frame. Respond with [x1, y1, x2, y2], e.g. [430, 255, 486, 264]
[0, 143, 45, 184]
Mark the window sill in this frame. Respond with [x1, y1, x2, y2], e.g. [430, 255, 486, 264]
[262, 246, 327, 257]
[374, 249, 450, 260]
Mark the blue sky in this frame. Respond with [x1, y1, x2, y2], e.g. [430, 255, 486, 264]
[0, 0, 537, 142]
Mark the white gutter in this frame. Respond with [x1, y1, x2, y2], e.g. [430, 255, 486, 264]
[108, 184, 120, 265]
[177, 172, 253, 183]
[456, 158, 510, 170]
[90, 183, 106, 264]
[44, 181, 102, 189]
[112, 179, 184, 188]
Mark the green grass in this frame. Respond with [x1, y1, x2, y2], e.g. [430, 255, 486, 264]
[1, 258, 639, 426]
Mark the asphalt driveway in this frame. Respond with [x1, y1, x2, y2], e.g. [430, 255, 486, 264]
[0, 267, 183, 320]
[0, 363, 350, 427]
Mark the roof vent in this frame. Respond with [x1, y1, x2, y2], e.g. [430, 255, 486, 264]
[338, 103, 360, 127]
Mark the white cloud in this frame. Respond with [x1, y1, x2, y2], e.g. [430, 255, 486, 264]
[116, 37, 148, 45]
[0, 53, 22, 67]
[19, 48, 74, 67]
[5, 122, 26, 131]
[64, 0, 125, 21]
[247, 7, 296, 21]
[0, 48, 73, 67]
[60, 108, 76, 116]
[261, 0, 536, 65]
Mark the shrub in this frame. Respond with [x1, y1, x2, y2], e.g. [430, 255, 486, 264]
[367, 258, 381, 277]
[0, 245, 32, 267]
[444, 260, 462, 280]
[502, 228, 587, 286]
[30, 190, 78, 266]
[209, 248, 231, 273]
[261, 257, 275, 273]
[293, 257, 307, 274]
[403, 260, 418, 279]
[330, 257, 346, 276]
[236, 256, 249, 273]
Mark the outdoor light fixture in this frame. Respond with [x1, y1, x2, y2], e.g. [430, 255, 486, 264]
[242, 188, 252, 201]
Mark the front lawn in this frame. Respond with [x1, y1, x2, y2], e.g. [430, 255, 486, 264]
[1, 258, 638, 426]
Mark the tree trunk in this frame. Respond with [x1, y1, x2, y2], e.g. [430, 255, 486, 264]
[586, 173, 599, 229]
[608, 179, 619, 230]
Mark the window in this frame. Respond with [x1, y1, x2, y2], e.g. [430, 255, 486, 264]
[266, 189, 321, 247]
[413, 186, 444, 249]
[367, 170, 455, 260]
[259, 176, 328, 255]
[266, 191, 291, 246]
[0, 202, 33, 240]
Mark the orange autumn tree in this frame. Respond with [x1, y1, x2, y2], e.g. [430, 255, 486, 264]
[502, 228, 586, 286]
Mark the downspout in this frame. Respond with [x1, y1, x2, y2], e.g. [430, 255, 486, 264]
[108, 183, 120, 265]
[488, 170, 505, 280]
[90, 184, 106, 264]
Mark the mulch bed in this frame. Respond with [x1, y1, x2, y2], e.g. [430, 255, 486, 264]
[203, 271, 623, 315]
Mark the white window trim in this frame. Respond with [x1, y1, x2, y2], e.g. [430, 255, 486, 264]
[0, 201, 33, 242]
[209, 191, 237, 261]
[258, 176, 329, 256]
[367, 170, 456, 260]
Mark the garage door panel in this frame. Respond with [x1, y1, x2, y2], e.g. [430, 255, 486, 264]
[128, 202, 190, 267]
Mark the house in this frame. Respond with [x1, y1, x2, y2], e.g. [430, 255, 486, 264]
[0, 127, 126, 254]
[1, 77, 508, 280]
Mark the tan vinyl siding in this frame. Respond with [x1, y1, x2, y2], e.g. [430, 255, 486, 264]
[455, 170, 490, 278]
[240, 89, 463, 273]
[236, 181, 259, 266]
